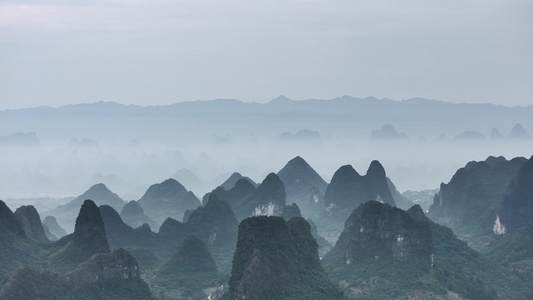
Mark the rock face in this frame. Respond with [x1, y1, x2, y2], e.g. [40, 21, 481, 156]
[277, 156, 328, 219]
[319, 161, 396, 242]
[222, 216, 343, 300]
[234, 173, 287, 221]
[323, 201, 506, 299]
[0, 200, 38, 282]
[14, 205, 49, 244]
[323, 201, 433, 266]
[99, 205, 156, 251]
[42, 215, 67, 240]
[137, 178, 201, 226]
[324, 161, 395, 213]
[51, 200, 110, 272]
[498, 155, 533, 233]
[66, 248, 140, 287]
[427, 156, 526, 240]
[486, 157, 533, 273]
[120, 200, 157, 229]
[209, 178, 256, 213]
[73, 200, 110, 253]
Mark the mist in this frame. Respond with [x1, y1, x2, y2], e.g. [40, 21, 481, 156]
[1, 96, 531, 204]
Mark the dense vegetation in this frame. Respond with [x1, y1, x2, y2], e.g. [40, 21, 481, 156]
[222, 216, 344, 299]
[3, 155, 533, 299]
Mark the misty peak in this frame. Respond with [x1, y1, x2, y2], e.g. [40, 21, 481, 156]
[371, 124, 409, 140]
[366, 160, 386, 179]
[286, 155, 306, 166]
[406, 204, 430, 222]
[0, 200, 26, 237]
[335, 164, 361, 178]
[221, 172, 257, 191]
[508, 123, 532, 139]
[268, 95, 293, 104]
[73, 200, 109, 252]
[86, 183, 111, 194]
[490, 128, 504, 139]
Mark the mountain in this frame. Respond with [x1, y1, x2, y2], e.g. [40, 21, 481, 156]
[154, 235, 220, 299]
[281, 203, 303, 221]
[3, 97, 533, 203]
[0, 199, 156, 299]
[277, 156, 328, 219]
[0, 132, 41, 148]
[0, 200, 45, 282]
[427, 156, 527, 246]
[452, 130, 486, 141]
[171, 168, 209, 196]
[319, 161, 396, 243]
[120, 200, 157, 229]
[14, 205, 49, 244]
[233, 173, 286, 221]
[208, 178, 256, 212]
[278, 129, 323, 146]
[50, 200, 111, 272]
[498, 155, 533, 232]
[323, 202, 433, 272]
[185, 194, 239, 274]
[490, 128, 504, 139]
[386, 177, 414, 210]
[221, 216, 343, 299]
[323, 201, 530, 299]
[401, 188, 439, 211]
[46, 183, 126, 232]
[99, 205, 157, 251]
[65, 248, 143, 287]
[219, 172, 257, 191]
[42, 215, 67, 240]
[507, 123, 532, 139]
[371, 124, 409, 140]
[485, 155, 533, 273]
[137, 178, 201, 226]
[0, 250, 155, 300]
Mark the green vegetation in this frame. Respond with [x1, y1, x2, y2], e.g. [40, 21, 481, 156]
[427, 157, 526, 247]
[150, 235, 221, 300]
[222, 216, 344, 300]
[323, 201, 533, 299]
[0, 200, 156, 300]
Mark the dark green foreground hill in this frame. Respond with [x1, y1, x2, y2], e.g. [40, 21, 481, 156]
[0, 199, 155, 300]
[221, 216, 343, 300]
[323, 201, 532, 299]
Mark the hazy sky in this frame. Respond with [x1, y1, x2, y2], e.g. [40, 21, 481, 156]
[1, 0, 532, 110]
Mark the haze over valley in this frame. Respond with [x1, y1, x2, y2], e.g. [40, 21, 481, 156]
[2, 0, 533, 298]
[1, 96, 532, 203]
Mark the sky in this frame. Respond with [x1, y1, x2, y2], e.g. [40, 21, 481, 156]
[0, 0, 532, 110]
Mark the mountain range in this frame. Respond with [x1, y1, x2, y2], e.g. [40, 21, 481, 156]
[2, 154, 533, 299]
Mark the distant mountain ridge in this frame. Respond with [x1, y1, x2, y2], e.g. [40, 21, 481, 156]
[2, 96, 532, 141]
